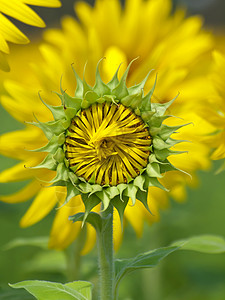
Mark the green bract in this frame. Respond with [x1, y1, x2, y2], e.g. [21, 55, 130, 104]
[31, 59, 187, 224]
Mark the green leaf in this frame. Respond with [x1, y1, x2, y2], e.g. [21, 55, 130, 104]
[172, 235, 225, 254]
[114, 246, 177, 298]
[114, 235, 225, 298]
[2, 236, 48, 251]
[69, 212, 102, 233]
[9, 280, 93, 300]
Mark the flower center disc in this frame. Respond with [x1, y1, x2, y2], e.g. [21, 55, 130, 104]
[65, 102, 151, 186]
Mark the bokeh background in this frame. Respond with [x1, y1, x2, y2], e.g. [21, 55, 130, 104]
[1, 0, 225, 299]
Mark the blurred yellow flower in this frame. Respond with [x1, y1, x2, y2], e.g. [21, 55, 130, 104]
[0, 0, 215, 253]
[0, 0, 61, 71]
[203, 51, 225, 163]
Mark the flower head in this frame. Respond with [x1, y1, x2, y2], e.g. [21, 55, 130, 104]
[31, 60, 186, 222]
[0, 0, 214, 252]
[0, 0, 61, 71]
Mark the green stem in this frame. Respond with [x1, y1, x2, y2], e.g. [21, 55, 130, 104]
[97, 203, 114, 300]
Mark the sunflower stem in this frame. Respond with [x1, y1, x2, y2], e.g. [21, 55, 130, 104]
[97, 203, 114, 300]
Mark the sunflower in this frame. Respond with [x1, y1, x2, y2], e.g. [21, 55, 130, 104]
[0, 0, 61, 71]
[0, 0, 214, 253]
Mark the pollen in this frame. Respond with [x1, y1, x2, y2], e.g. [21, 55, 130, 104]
[65, 102, 151, 186]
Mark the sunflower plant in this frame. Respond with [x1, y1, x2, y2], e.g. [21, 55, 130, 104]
[7, 61, 225, 300]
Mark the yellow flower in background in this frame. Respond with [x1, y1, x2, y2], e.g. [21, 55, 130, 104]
[203, 51, 225, 164]
[0, 0, 215, 253]
[0, 0, 61, 71]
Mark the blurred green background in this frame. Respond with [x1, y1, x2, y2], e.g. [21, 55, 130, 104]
[1, 0, 225, 299]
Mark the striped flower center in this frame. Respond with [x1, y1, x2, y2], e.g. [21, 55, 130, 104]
[65, 102, 151, 186]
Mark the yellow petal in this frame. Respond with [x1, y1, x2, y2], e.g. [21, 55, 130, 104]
[103, 46, 127, 82]
[1, 81, 52, 122]
[81, 224, 96, 255]
[0, 180, 41, 203]
[0, 13, 29, 44]
[124, 200, 144, 237]
[0, 127, 47, 160]
[0, 50, 9, 71]
[0, 162, 34, 183]
[49, 194, 84, 249]
[0, 0, 45, 27]
[113, 208, 123, 251]
[0, 157, 49, 183]
[21, 0, 61, 8]
[0, 31, 9, 53]
[20, 187, 58, 227]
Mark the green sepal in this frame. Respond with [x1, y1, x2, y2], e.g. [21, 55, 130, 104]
[39, 92, 66, 121]
[84, 90, 99, 104]
[106, 186, 120, 199]
[128, 70, 153, 95]
[147, 163, 163, 178]
[82, 193, 101, 226]
[124, 184, 138, 206]
[30, 134, 65, 154]
[136, 189, 151, 214]
[133, 175, 146, 191]
[159, 123, 190, 141]
[82, 67, 93, 97]
[31, 153, 57, 170]
[63, 92, 82, 112]
[52, 91, 63, 105]
[140, 74, 157, 112]
[121, 93, 138, 107]
[53, 147, 65, 163]
[107, 63, 121, 89]
[71, 64, 83, 98]
[117, 184, 128, 200]
[69, 212, 102, 233]
[59, 182, 80, 208]
[112, 58, 138, 99]
[154, 148, 187, 161]
[94, 59, 111, 95]
[146, 177, 169, 192]
[96, 190, 111, 211]
[130, 92, 143, 109]
[88, 184, 103, 196]
[32, 119, 70, 140]
[141, 110, 156, 122]
[111, 195, 129, 227]
[152, 136, 177, 150]
[151, 94, 178, 117]
[78, 182, 93, 194]
[160, 160, 191, 178]
[50, 162, 69, 183]
[147, 115, 170, 127]
[68, 172, 79, 185]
